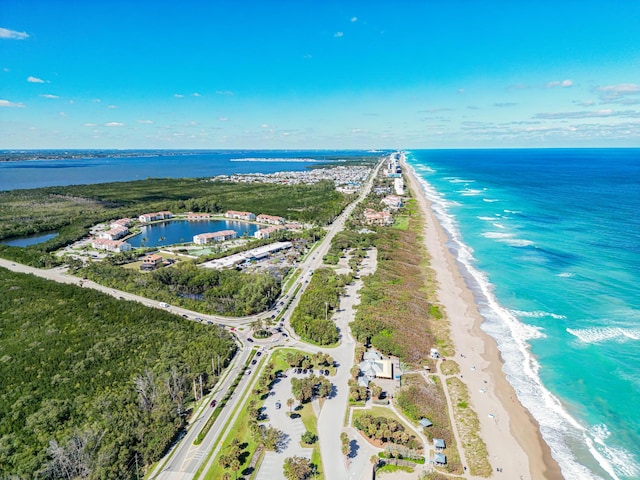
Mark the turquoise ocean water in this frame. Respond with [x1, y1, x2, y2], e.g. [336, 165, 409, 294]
[406, 149, 640, 480]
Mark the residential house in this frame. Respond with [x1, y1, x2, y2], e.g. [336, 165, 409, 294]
[193, 230, 237, 245]
[256, 213, 285, 225]
[91, 238, 131, 253]
[225, 210, 255, 221]
[254, 225, 284, 240]
[140, 253, 164, 271]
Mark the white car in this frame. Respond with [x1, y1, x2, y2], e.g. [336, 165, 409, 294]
[159, 302, 169, 308]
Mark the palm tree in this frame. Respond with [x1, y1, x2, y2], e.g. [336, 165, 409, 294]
[287, 398, 294, 414]
[370, 454, 379, 473]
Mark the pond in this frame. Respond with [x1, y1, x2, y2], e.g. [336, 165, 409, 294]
[127, 219, 259, 248]
[1, 232, 59, 247]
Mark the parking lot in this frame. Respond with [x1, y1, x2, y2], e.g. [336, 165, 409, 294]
[255, 372, 313, 480]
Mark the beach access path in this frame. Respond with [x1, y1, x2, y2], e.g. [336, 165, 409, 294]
[401, 154, 563, 480]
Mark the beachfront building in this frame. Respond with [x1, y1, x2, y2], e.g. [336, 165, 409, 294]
[193, 230, 237, 245]
[363, 209, 394, 226]
[186, 212, 211, 220]
[381, 195, 403, 209]
[394, 177, 405, 195]
[357, 350, 394, 387]
[225, 210, 255, 221]
[91, 238, 132, 253]
[139, 211, 173, 223]
[254, 225, 285, 239]
[98, 225, 128, 240]
[256, 213, 284, 225]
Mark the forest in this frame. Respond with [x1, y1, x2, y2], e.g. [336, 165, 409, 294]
[289, 268, 349, 345]
[78, 260, 281, 316]
[0, 268, 236, 479]
[0, 178, 348, 266]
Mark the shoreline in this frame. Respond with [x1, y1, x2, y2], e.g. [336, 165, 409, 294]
[402, 155, 563, 479]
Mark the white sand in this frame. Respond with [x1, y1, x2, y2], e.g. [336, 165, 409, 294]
[402, 156, 562, 480]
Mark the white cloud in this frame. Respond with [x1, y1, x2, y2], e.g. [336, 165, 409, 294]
[218, 117, 228, 121]
[107, 105, 117, 109]
[573, 100, 595, 107]
[547, 79, 573, 88]
[533, 109, 640, 119]
[137, 119, 154, 124]
[193, 92, 201, 97]
[0, 99, 25, 108]
[260, 124, 270, 128]
[27, 76, 46, 83]
[104, 122, 125, 127]
[93, 98, 102, 103]
[351, 17, 358, 22]
[334, 31, 344, 38]
[174, 94, 184, 98]
[0, 27, 29, 40]
[457, 88, 465, 94]
[40, 94, 59, 99]
[58, 112, 66, 117]
[83, 123, 97, 127]
[596, 83, 640, 104]
[215, 90, 234, 96]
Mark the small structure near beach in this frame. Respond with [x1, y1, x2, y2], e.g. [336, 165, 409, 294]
[434, 438, 445, 451]
[433, 453, 447, 466]
[419, 418, 433, 428]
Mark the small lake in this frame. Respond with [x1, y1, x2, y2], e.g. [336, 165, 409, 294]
[127, 219, 259, 248]
[1, 232, 59, 247]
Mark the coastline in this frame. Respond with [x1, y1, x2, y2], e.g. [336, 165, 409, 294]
[402, 155, 563, 479]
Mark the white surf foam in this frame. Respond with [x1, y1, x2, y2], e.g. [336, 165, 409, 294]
[459, 188, 484, 196]
[557, 272, 575, 278]
[567, 327, 640, 344]
[403, 162, 629, 480]
[512, 309, 567, 320]
[448, 178, 476, 183]
[477, 216, 495, 221]
[482, 231, 514, 239]
[483, 198, 499, 202]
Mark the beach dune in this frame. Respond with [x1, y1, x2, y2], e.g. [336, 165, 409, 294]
[401, 153, 563, 480]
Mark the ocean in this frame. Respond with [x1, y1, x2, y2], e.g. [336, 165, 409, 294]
[406, 149, 640, 480]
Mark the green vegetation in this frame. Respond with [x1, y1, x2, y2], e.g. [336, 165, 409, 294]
[78, 261, 280, 316]
[349, 197, 451, 363]
[352, 412, 421, 450]
[446, 377, 492, 477]
[0, 268, 236, 479]
[0, 178, 348, 266]
[283, 455, 314, 480]
[323, 229, 375, 265]
[289, 268, 349, 345]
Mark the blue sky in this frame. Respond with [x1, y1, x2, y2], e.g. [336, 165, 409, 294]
[2, 0, 640, 149]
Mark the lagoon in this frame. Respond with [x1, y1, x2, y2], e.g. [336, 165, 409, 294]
[1, 232, 59, 247]
[127, 219, 259, 248]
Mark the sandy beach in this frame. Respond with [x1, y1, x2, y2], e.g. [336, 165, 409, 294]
[402, 154, 563, 480]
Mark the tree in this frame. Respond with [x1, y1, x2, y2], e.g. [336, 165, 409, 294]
[287, 398, 295, 414]
[229, 458, 241, 479]
[301, 431, 317, 445]
[283, 456, 312, 480]
[370, 454, 380, 472]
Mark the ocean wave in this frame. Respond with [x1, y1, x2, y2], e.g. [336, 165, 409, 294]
[416, 165, 435, 173]
[557, 272, 575, 278]
[492, 222, 506, 229]
[567, 327, 640, 344]
[512, 309, 567, 320]
[405, 163, 620, 480]
[503, 238, 535, 247]
[482, 231, 514, 239]
[483, 198, 499, 202]
[448, 178, 476, 183]
[587, 424, 640, 479]
[459, 188, 484, 196]
[477, 216, 496, 221]
[482, 231, 534, 247]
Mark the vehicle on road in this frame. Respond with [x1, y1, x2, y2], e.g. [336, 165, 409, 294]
[195, 317, 203, 321]
[275, 401, 281, 409]
[210, 399, 217, 407]
[247, 337, 254, 342]
[159, 302, 169, 308]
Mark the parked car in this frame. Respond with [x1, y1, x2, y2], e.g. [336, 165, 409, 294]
[275, 401, 281, 409]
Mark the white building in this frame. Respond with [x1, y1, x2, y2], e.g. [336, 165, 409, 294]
[225, 210, 255, 221]
[193, 230, 237, 245]
[256, 213, 285, 225]
[91, 238, 131, 253]
[254, 225, 285, 239]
